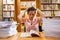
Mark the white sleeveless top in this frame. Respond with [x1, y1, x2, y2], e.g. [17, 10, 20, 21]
[25, 17, 39, 32]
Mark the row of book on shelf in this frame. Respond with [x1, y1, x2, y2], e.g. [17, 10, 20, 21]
[20, 1, 60, 10]
[41, 4, 60, 10]
[41, 0, 60, 3]
[3, 18, 14, 21]
[20, 10, 60, 16]
[3, 5, 14, 11]
[3, 11, 14, 17]
[3, 0, 14, 4]
[20, 1, 36, 8]
[42, 11, 60, 16]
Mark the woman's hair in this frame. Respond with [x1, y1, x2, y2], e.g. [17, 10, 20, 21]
[27, 7, 36, 14]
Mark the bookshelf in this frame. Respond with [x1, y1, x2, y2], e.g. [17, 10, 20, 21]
[3, 0, 14, 21]
[0, 0, 3, 21]
[40, 0, 60, 18]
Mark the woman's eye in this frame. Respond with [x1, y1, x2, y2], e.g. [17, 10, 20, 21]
[32, 14, 34, 16]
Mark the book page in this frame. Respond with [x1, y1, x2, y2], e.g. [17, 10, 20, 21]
[30, 30, 39, 36]
[20, 32, 31, 37]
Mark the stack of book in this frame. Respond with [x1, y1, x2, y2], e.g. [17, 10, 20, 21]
[0, 21, 17, 38]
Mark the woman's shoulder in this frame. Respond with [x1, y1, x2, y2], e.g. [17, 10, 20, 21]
[36, 17, 41, 22]
[36, 17, 41, 20]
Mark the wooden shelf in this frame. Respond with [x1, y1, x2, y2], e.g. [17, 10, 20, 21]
[3, 10, 14, 12]
[21, 0, 35, 1]
[41, 3, 60, 5]
[41, 10, 60, 11]
[3, 4, 14, 5]
[21, 6, 27, 10]
[45, 16, 60, 18]
[3, 17, 14, 18]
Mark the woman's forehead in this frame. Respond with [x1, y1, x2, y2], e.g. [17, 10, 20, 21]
[28, 11, 35, 14]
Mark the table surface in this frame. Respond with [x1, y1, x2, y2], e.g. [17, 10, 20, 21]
[0, 32, 46, 40]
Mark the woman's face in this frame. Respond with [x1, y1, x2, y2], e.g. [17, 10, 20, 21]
[28, 11, 35, 20]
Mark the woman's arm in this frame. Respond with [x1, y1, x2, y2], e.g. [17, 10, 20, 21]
[37, 9, 45, 18]
[18, 9, 27, 23]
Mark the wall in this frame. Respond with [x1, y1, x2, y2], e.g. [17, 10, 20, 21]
[42, 18, 60, 37]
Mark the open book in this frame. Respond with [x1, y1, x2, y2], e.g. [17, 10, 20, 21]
[20, 30, 40, 37]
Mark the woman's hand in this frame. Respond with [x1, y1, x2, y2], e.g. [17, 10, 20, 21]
[30, 24, 36, 30]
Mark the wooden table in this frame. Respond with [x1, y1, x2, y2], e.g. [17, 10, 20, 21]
[0, 32, 46, 40]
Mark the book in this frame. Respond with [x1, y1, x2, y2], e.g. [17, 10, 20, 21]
[55, 5, 59, 10]
[3, 12, 10, 17]
[0, 16, 2, 21]
[0, 7, 3, 10]
[43, 5, 48, 10]
[11, 5, 14, 11]
[57, 0, 60, 3]
[54, 11, 60, 16]
[20, 30, 39, 38]
[0, 11, 2, 16]
[58, 4, 60, 9]
[41, 5, 43, 10]
[47, 5, 53, 10]
[20, 2, 26, 7]
[4, 18, 10, 21]
[7, 0, 14, 4]
[11, 11, 14, 17]
[3, 5, 7, 11]
[52, 0, 57, 3]
[48, 0, 52, 3]
[0, 0, 2, 6]
[7, 5, 11, 11]
[41, 0, 47, 3]
[3, 0, 7, 4]
[42, 11, 52, 16]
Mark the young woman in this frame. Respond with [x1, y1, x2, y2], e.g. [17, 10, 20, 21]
[18, 7, 45, 32]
